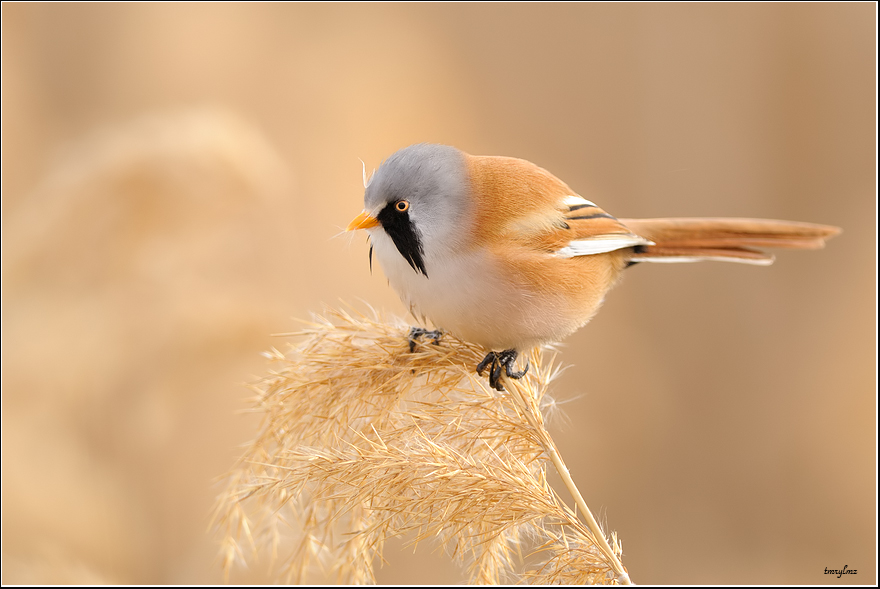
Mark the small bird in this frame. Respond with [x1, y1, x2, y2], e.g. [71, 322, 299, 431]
[347, 144, 840, 390]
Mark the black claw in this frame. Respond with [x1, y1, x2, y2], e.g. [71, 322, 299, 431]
[476, 351, 496, 376]
[506, 358, 529, 380]
[491, 362, 504, 390]
[475, 349, 529, 390]
[500, 349, 529, 380]
[408, 327, 443, 352]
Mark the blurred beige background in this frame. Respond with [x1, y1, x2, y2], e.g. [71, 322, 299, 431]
[2, 3, 875, 585]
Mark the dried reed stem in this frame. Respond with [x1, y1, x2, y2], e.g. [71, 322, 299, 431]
[499, 373, 631, 584]
[213, 305, 630, 584]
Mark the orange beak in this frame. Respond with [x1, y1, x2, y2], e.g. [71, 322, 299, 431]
[346, 210, 380, 231]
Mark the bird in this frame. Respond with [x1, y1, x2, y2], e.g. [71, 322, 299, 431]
[347, 143, 840, 390]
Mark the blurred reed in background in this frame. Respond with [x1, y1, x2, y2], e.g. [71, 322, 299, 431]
[2, 3, 875, 584]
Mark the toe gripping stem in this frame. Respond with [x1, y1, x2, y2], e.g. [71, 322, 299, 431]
[476, 349, 530, 391]
[408, 327, 443, 353]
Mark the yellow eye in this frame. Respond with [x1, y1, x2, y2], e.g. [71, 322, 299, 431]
[395, 200, 410, 212]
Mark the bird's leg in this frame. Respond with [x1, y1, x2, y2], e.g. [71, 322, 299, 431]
[476, 349, 529, 391]
[408, 327, 443, 352]
[498, 349, 529, 379]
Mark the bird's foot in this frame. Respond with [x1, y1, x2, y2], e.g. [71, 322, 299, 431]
[476, 349, 530, 391]
[408, 327, 443, 352]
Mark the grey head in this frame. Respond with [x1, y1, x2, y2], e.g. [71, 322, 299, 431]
[364, 144, 471, 277]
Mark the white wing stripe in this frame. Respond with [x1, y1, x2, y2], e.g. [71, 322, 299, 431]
[555, 235, 653, 258]
[562, 195, 598, 208]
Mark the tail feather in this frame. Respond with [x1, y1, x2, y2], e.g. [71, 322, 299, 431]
[620, 218, 840, 265]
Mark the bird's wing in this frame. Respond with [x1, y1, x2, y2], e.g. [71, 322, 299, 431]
[518, 195, 651, 256]
[464, 154, 650, 256]
[553, 196, 652, 256]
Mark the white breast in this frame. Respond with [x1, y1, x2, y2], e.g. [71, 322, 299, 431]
[368, 229, 575, 350]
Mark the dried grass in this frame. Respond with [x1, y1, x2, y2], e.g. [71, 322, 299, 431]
[214, 305, 630, 584]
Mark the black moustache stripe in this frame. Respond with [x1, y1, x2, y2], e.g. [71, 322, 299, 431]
[377, 203, 428, 277]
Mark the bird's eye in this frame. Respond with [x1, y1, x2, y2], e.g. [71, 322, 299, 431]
[395, 200, 410, 212]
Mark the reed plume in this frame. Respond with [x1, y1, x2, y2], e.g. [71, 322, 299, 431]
[214, 306, 630, 584]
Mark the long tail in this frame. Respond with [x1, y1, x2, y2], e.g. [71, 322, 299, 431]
[619, 218, 841, 265]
